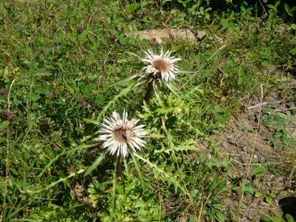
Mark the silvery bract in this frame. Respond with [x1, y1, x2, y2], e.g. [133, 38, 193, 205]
[98, 111, 147, 158]
[142, 49, 181, 82]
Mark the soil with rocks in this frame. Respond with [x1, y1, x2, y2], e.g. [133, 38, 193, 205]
[212, 93, 296, 221]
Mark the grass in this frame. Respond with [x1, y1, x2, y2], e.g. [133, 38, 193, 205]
[0, 0, 296, 221]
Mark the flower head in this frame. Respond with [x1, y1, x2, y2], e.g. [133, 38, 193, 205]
[141, 49, 181, 82]
[98, 111, 146, 158]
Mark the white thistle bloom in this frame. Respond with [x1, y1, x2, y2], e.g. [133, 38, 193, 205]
[141, 49, 182, 82]
[98, 111, 147, 158]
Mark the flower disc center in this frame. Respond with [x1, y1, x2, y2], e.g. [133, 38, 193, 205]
[113, 127, 129, 143]
[152, 59, 170, 72]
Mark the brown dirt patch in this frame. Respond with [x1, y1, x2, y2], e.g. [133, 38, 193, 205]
[212, 104, 296, 221]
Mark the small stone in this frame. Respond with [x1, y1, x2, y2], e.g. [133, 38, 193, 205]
[127, 28, 199, 43]
[196, 30, 206, 39]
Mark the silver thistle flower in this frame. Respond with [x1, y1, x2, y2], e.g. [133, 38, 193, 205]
[141, 49, 182, 82]
[98, 111, 147, 158]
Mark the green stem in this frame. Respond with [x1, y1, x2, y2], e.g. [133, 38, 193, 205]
[112, 159, 118, 210]
[3, 79, 16, 221]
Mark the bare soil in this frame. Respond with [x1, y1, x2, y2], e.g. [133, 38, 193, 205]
[213, 97, 296, 221]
